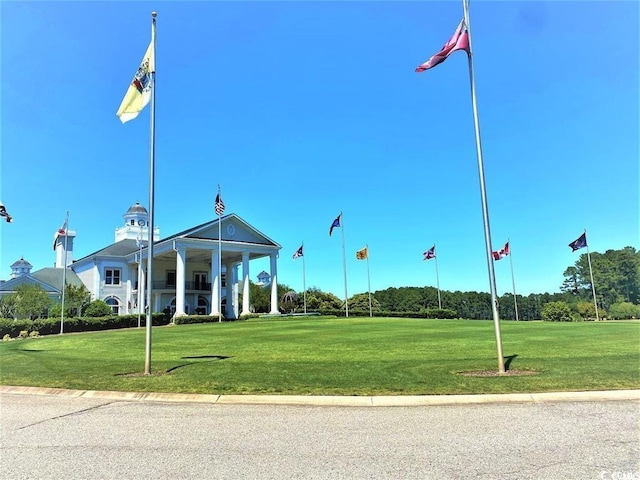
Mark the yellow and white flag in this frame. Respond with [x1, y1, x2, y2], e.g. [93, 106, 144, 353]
[356, 246, 368, 260]
[116, 41, 155, 123]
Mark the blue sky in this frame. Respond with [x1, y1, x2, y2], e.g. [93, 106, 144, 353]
[1, 1, 638, 300]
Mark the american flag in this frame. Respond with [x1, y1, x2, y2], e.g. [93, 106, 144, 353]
[0, 202, 13, 223]
[423, 245, 436, 261]
[293, 245, 303, 260]
[215, 192, 225, 216]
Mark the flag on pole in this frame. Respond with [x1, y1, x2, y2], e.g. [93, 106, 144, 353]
[0, 202, 13, 223]
[215, 190, 225, 216]
[415, 19, 470, 72]
[53, 219, 67, 250]
[492, 241, 510, 261]
[356, 246, 368, 260]
[423, 245, 436, 261]
[116, 41, 155, 123]
[329, 214, 341, 236]
[569, 232, 587, 252]
[293, 245, 304, 260]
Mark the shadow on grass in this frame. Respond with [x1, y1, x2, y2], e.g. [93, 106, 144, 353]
[166, 355, 232, 373]
[504, 354, 518, 371]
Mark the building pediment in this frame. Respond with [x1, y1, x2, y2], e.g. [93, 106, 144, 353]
[172, 214, 280, 247]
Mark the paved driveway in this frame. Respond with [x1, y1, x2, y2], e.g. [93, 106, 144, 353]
[1, 393, 638, 480]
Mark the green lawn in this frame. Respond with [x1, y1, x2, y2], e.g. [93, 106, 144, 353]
[1, 317, 638, 395]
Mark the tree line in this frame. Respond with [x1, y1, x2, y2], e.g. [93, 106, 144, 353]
[2, 247, 638, 321]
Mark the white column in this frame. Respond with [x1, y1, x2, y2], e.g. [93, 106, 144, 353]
[139, 263, 146, 314]
[241, 251, 250, 316]
[225, 262, 235, 319]
[174, 244, 186, 317]
[210, 249, 220, 316]
[270, 253, 280, 314]
[233, 264, 240, 318]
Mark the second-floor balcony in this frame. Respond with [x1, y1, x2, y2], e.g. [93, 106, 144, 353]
[150, 281, 223, 291]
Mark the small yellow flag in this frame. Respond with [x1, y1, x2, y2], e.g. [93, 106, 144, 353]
[356, 246, 368, 260]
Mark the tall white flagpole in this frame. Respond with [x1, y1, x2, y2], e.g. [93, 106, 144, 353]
[434, 251, 442, 310]
[60, 210, 69, 334]
[584, 229, 600, 321]
[302, 242, 307, 314]
[366, 246, 372, 317]
[508, 240, 519, 321]
[217, 185, 223, 323]
[137, 230, 143, 328]
[340, 213, 349, 317]
[144, 11, 157, 375]
[462, 0, 505, 372]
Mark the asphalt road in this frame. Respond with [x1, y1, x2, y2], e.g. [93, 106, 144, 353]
[1, 393, 638, 480]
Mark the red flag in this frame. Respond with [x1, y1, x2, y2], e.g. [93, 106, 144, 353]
[415, 19, 470, 72]
[492, 242, 510, 261]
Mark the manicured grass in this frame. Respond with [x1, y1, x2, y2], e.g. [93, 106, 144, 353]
[1, 317, 638, 395]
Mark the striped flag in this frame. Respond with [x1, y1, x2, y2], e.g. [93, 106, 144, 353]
[215, 189, 225, 216]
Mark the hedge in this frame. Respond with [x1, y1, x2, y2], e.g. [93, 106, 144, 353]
[0, 313, 169, 338]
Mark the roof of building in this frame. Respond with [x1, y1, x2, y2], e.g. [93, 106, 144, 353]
[124, 202, 148, 215]
[74, 239, 146, 263]
[0, 268, 83, 293]
[10, 258, 32, 269]
[32, 268, 84, 291]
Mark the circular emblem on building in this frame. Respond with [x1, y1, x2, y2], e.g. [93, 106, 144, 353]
[226, 224, 236, 236]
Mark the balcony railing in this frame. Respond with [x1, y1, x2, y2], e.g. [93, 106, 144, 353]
[152, 281, 219, 291]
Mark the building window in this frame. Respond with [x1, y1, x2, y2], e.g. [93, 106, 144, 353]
[105, 297, 120, 315]
[166, 270, 176, 287]
[130, 219, 135, 226]
[105, 268, 121, 285]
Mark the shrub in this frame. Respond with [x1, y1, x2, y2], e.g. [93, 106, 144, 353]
[609, 302, 640, 320]
[84, 300, 113, 317]
[541, 301, 574, 322]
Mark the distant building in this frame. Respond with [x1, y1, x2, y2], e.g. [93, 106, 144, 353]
[256, 270, 271, 286]
[1, 202, 282, 319]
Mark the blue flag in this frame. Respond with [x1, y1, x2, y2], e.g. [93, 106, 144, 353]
[329, 214, 341, 236]
[569, 232, 587, 252]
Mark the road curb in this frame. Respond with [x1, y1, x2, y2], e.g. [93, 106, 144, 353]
[1, 385, 639, 406]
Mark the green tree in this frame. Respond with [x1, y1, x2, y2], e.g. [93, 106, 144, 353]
[0, 295, 18, 319]
[247, 281, 270, 313]
[348, 292, 381, 313]
[541, 301, 574, 322]
[63, 284, 91, 317]
[609, 302, 640, 320]
[567, 247, 640, 309]
[306, 287, 343, 311]
[84, 299, 112, 317]
[575, 301, 597, 321]
[10, 284, 54, 320]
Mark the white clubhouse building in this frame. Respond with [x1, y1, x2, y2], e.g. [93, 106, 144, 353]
[46, 203, 281, 319]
